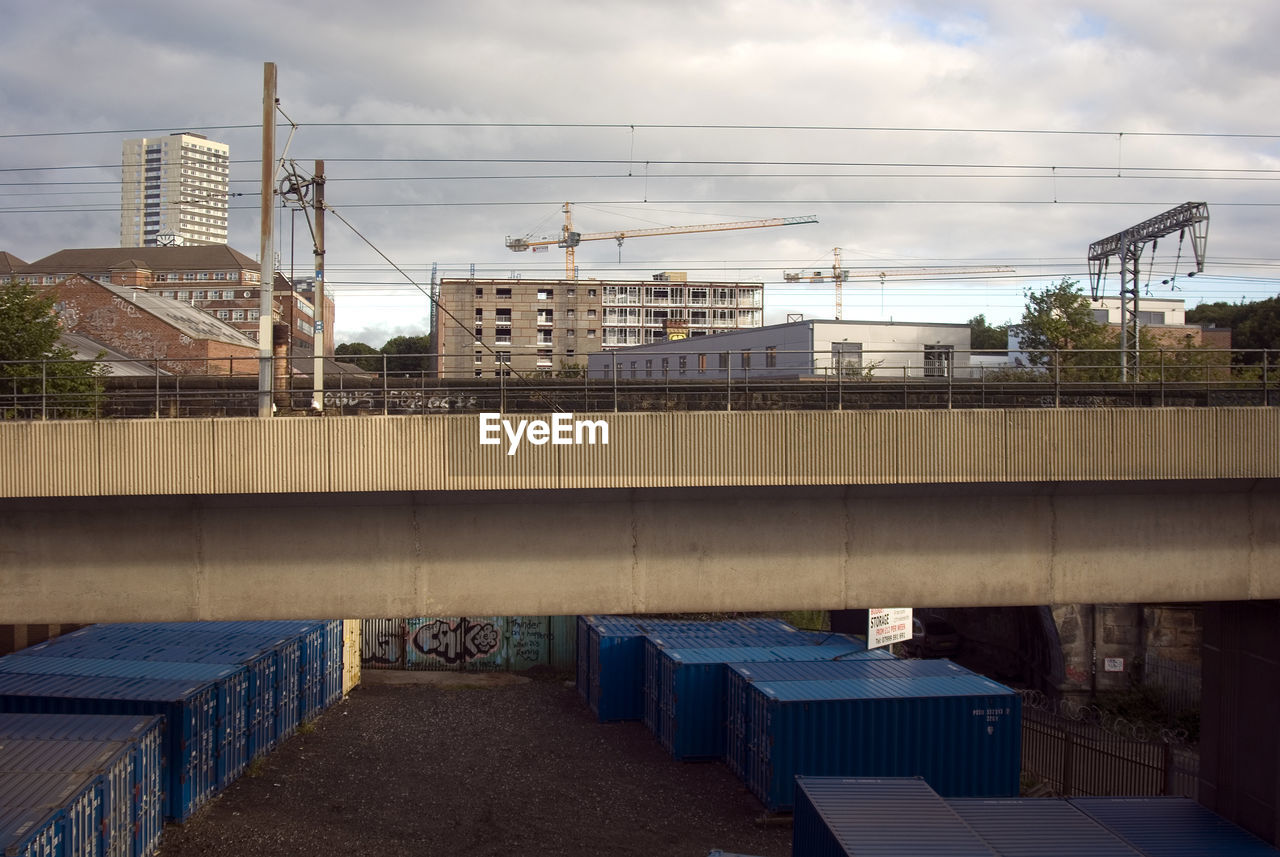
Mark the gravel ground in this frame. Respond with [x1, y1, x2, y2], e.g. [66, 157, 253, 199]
[157, 669, 792, 857]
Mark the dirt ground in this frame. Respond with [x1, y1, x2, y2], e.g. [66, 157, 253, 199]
[156, 669, 792, 857]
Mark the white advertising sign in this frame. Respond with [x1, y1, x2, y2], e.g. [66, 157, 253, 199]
[868, 607, 913, 650]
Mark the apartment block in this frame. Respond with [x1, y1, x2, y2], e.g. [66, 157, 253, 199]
[433, 276, 765, 378]
[120, 132, 230, 247]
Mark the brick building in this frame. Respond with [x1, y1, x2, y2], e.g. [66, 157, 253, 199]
[5, 246, 334, 359]
[45, 274, 258, 375]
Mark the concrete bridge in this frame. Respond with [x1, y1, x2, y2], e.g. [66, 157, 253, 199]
[1, 407, 1276, 624]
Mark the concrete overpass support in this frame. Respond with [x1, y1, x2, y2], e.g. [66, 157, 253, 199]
[1, 480, 1276, 624]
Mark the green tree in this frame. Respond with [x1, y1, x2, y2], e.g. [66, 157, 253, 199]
[381, 334, 433, 375]
[335, 341, 382, 372]
[0, 280, 105, 419]
[1014, 277, 1118, 380]
[968, 314, 1010, 351]
[1187, 296, 1280, 362]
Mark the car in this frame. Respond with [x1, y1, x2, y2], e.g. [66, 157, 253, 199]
[902, 615, 962, 658]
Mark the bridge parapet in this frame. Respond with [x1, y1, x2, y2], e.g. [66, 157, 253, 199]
[2, 408, 1277, 499]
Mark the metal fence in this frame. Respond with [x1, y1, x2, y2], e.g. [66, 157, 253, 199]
[1143, 652, 1203, 716]
[1019, 690, 1198, 798]
[2, 347, 1276, 419]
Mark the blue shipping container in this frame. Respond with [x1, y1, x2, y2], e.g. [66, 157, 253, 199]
[746, 675, 1021, 811]
[0, 672, 220, 822]
[724, 656, 959, 779]
[948, 798, 1145, 856]
[793, 776, 998, 857]
[0, 714, 165, 857]
[648, 642, 870, 761]
[1069, 797, 1280, 857]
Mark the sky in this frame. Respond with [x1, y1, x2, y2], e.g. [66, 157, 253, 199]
[3, 0, 1279, 346]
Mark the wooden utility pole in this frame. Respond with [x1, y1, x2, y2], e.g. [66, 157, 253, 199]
[257, 62, 278, 417]
[312, 159, 326, 411]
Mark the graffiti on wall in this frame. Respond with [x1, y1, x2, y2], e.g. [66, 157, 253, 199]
[509, 616, 549, 665]
[361, 622, 403, 666]
[323, 391, 479, 414]
[412, 618, 500, 665]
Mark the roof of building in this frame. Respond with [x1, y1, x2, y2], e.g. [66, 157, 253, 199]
[0, 252, 26, 276]
[58, 332, 171, 377]
[74, 275, 258, 349]
[21, 245, 258, 274]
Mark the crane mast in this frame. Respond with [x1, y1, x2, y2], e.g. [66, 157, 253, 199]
[506, 202, 819, 279]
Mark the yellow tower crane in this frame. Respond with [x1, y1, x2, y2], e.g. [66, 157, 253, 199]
[786, 250, 1015, 319]
[506, 202, 818, 279]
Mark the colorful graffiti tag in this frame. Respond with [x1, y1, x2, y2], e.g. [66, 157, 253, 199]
[412, 618, 501, 665]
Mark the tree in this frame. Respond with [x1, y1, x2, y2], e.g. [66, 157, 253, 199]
[0, 280, 105, 419]
[1014, 277, 1118, 380]
[335, 341, 382, 372]
[968, 314, 1010, 351]
[1187, 296, 1280, 362]
[381, 334, 433, 375]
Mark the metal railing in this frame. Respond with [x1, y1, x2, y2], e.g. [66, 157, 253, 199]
[1, 347, 1275, 419]
[1019, 690, 1198, 798]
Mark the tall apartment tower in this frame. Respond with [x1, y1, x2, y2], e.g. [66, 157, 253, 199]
[120, 132, 230, 247]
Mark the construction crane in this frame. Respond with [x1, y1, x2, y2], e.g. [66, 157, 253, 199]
[506, 202, 818, 279]
[786, 250, 1014, 320]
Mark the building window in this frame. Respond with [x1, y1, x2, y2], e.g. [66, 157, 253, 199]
[741, 350, 751, 370]
[475, 309, 484, 321]
[474, 350, 483, 364]
[566, 329, 575, 338]
[216, 310, 230, 320]
[766, 346, 777, 368]
[496, 288, 512, 299]
[537, 350, 553, 367]
[567, 288, 576, 298]
[495, 351, 511, 364]
[1137, 310, 1166, 325]
[587, 289, 597, 297]
[249, 310, 260, 320]
[698, 354, 707, 373]
[537, 288, 554, 300]
[475, 287, 484, 298]
[1092, 309, 1110, 324]
[495, 328, 511, 345]
[232, 310, 246, 321]
[587, 329, 596, 338]
[718, 352, 729, 370]
[587, 309, 598, 319]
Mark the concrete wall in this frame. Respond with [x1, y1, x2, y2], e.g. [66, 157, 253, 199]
[1, 480, 1276, 624]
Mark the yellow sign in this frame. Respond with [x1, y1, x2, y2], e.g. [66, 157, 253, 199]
[666, 331, 688, 341]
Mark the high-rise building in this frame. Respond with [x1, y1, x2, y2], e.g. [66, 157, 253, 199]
[120, 132, 230, 247]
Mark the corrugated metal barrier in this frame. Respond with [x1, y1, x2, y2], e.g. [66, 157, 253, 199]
[360, 616, 576, 672]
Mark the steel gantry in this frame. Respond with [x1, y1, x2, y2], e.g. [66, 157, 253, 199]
[1088, 202, 1209, 380]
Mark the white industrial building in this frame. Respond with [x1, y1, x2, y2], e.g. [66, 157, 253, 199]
[120, 132, 230, 247]
[586, 319, 973, 380]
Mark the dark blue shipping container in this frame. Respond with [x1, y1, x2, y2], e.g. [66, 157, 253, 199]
[0, 672, 220, 822]
[647, 642, 870, 761]
[582, 615, 848, 723]
[948, 798, 1145, 856]
[746, 675, 1020, 811]
[0, 770, 102, 857]
[24, 626, 301, 759]
[1070, 797, 1280, 856]
[724, 656, 960, 779]
[0, 714, 164, 857]
[0, 655, 249, 790]
[0, 738, 149, 857]
[793, 776, 998, 857]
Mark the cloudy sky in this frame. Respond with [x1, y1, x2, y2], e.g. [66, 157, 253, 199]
[3, 1, 1278, 345]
